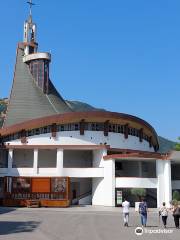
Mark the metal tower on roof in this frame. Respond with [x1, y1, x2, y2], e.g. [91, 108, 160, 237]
[24, 0, 37, 54]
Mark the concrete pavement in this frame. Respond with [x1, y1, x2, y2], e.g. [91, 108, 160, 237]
[0, 206, 179, 240]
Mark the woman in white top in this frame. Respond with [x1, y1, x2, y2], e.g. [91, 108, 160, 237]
[122, 198, 130, 227]
[159, 202, 168, 228]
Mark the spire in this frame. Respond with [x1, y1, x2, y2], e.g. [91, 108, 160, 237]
[24, 0, 37, 55]
[27, 0, 35, 20]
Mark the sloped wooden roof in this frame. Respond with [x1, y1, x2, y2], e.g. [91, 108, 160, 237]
[3, 45, 72, 127]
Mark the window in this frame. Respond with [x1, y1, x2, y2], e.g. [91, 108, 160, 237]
[112, 125, 116, 132]
[91, 123, 95, 131]
[29, 59, 49, 93]
[0, 150, 8, 168]
[75, 124, 79, 131]
[115, 162, 123, 170]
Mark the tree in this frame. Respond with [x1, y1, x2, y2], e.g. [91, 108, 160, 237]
[173, 190, 180, 201]
[175, 137, 180, 151]
[130, 188, 147, 201]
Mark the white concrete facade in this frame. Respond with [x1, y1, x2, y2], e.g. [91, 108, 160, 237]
[3, 148, 178, 207]
[0, 130, 180, 207]
[5, 131, 154, 152]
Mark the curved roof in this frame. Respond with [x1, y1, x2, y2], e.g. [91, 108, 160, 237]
[0, 110, 159, 149]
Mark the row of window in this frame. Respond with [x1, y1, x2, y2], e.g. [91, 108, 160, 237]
[29, 59, 49, 93]
[2, 122, 152, 144]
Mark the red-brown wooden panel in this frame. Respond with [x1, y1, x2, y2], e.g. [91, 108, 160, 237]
[32, 178, 50, 193]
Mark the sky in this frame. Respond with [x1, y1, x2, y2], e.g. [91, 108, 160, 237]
[0, 0, 179, 141]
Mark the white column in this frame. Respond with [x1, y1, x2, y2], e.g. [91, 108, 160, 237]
[164, 160, 172, 207]
[93, 149, 106, 168]
[57, 149, 63, 176]
[92, 149, 107, 206]
[8, 149, 13, 174]
[103, 158, 115, 206]
[92, 149, 115, 207]
[156, 160, 165, 208]
[33, 149, 38, 175]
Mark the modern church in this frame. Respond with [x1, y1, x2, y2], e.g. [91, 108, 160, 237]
[0, 5, 179, 208]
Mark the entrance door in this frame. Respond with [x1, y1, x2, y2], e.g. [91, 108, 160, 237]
[115, 188, 123, 207]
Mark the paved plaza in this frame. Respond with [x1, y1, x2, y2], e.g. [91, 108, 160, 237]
[0, 206, 179, 240]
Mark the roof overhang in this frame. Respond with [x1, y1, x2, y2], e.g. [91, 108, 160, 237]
[2, 144, 110, 150]
[104, 151, 168, 160]
[0, 111, 159, 149]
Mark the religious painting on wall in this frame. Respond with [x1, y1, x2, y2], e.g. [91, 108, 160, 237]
[12, 177, 31, 193]
[51, 178, 67, 193]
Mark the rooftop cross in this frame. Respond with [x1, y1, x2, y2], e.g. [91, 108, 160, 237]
[27, 0, 35, 17]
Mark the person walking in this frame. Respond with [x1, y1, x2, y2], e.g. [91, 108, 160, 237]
[122, 198, 130, 227]
[139, 198, 148, 227]
[159, 202, 168, 228]
[172, 203, 180, 229]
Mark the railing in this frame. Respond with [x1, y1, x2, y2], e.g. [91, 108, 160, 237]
[72, 191, 92, 205]
[75, 191, 92, 201]
[5, 192, 66, 200]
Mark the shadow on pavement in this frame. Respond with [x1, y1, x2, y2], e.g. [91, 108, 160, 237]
[0, 207, 17, 215]
[0, 221, 40, 235]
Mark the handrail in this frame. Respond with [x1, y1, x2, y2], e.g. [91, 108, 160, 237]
[73, 191, 92, 200]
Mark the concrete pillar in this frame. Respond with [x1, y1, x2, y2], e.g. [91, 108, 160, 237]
[93, 149, 106, 168]
[103, 158, 115, 206]
[164, 160, 172, 207]
[92, 149, 115, 207]
[33, 149, 38, 175]
[156, 159, 172, 208]
[8, 149, 13, 174]
[92, 148, 107, 206]
[156, 160, 165, 208]
[57, 149, 63, 176]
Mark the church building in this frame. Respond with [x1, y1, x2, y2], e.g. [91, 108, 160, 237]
[0, 4, 179, 208]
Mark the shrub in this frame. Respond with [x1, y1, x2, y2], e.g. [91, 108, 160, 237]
[130, 188, 147, 201]
[173, 190, 180, 201]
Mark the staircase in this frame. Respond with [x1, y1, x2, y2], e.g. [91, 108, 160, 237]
[72, 191, 92, 205]
[26, 200, 40, 208]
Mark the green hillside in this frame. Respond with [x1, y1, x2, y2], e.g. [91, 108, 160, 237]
[0, 98, 177, 153]
[0, 98, 8, 127]
[158, 136, 176, 153]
